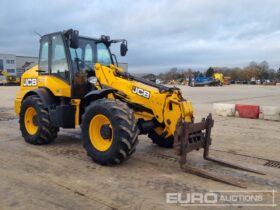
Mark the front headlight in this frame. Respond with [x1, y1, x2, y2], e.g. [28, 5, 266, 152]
[88, 76, 98, 85]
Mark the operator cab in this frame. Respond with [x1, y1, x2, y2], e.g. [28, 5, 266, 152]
[38, 29, 127, 98]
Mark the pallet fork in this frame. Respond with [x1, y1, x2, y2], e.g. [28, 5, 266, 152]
[174, 114, 265, 188]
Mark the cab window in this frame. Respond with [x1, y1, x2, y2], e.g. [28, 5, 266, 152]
[51, 35, 69, 80]
[70, 39, 95, 73]
[85, 44, 93, 65]
[39, 40, 49, 72]
[97, 43, 112, 66]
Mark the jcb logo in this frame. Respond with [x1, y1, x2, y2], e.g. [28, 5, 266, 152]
[23, 78, 37, 87]
[132, 86, 150, 99]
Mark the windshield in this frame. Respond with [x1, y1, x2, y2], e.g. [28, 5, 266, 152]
[97, 43, 112, 66]
[70, 37, 113, 73]
[70, 38, 95, 72]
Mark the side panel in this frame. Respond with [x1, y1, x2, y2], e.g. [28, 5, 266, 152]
[16, 65, 71, 98]
[14, 65, 71, 115]
[37, 76, 71, 97]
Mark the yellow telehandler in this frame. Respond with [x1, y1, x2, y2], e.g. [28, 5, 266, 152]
[14, 29, 263, 187]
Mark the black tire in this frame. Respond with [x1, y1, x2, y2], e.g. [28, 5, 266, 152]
[148, 129, 174, 148]
[19, 95, 59, 145]
[81, 99, 138, 165]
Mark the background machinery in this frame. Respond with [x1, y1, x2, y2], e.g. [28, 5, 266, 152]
[213, 72, 224, 85]
[0, 70, 7, 85]
[191, 72, 224, 87]
[0, 69, 20, 85]
[14, 29, 263, 187]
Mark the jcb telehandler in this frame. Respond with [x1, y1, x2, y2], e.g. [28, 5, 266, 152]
[14, 29, 263, 187]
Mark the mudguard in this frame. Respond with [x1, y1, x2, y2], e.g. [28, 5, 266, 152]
[82, 88, 117, 104]
[23, 88, 58, 108]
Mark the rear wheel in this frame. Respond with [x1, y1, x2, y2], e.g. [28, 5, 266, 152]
[81, 99, 138, 165]
[19, 95, 59, 145]
[148, 127, 174, 148]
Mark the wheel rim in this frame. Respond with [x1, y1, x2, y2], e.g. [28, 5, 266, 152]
[89, 114, 113, 152]
[24, 107, 38, 135]
[154, 127, 164, 135]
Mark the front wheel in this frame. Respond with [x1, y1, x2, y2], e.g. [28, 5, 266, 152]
[148, 128, 174, 148]
[81, 99, 138, 165]
[19, 95, 59, 145]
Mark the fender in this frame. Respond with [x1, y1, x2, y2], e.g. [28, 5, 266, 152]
[82, 88, 117, 105]
[23, 88, 58, 108]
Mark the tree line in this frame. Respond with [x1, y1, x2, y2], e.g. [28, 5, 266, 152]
[158, 61, 280, 82]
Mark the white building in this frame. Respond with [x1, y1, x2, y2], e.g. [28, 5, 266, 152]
[0, 53, 38, 77]
[0, 53, 17, 76]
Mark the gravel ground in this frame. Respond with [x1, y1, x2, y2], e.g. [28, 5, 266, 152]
[0, 85, 279, 210]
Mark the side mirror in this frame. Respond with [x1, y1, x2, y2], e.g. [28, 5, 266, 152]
[120, 41, 128, 56]
[70, 30, 79, 49]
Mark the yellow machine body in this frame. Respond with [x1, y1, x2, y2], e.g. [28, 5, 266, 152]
[15, 63, 193, 137]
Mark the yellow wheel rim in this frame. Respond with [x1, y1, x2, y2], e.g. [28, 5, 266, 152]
[24, 107, 38, 135]
[154, 127, 164, 135]
[89, 114, 113, 152]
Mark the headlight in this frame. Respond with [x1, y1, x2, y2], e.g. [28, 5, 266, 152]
[88, 76, 98, 85]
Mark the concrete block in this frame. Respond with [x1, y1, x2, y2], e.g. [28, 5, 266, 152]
[213, 103, 235, 117]
[260, 106, 280, 121]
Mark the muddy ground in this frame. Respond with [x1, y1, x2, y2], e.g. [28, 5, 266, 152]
[0, 85, 279, 210]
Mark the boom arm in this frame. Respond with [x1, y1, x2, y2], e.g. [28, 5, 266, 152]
[94, 63, 193, 137]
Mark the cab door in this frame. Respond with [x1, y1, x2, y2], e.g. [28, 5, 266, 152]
[38, 34, 72, 98]
[70, 40, 95, 98]
[49, 34, 71, 83]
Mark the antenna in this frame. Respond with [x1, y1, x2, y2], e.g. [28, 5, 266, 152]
[34, 31, 42, 38]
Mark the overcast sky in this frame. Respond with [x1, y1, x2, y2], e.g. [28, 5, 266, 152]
[0, 0, 279, 72]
